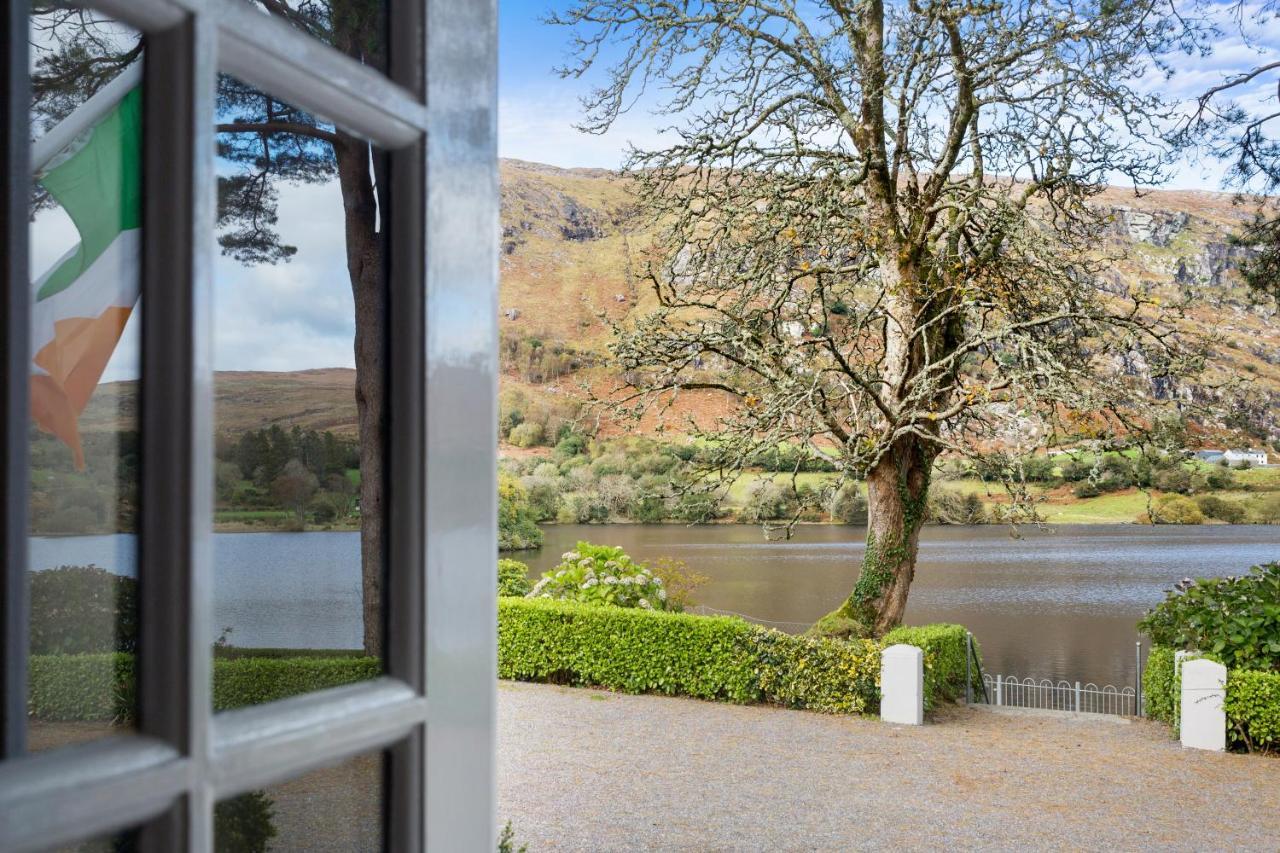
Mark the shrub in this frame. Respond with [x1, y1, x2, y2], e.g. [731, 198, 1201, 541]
[1142, 646, 1177, 725]
[529, 542, 668, 610]
[498, 597, 975, 715]
[1143, 647, 1280, 752]
[28, 654, 381, 723]
[554, 432, 587, 457]
[1203, 467, 1236, 490]
[928, 488, 987, 524]
[498, 559, 531, 597]
[741, 478, 796, 522]
[27, 653, 136, 722]
[882, 623, 974, 707]
[1072, 480, 1101, 499]
[1194, 495, 1245, 524]
[211, 657, 381, 711]
[508, 422, 545, 448]
[498, 597, 759, 702]
[30, 566, 138, 654]
[1224, 669, 1280, 752]
[519, 475, 562, 522]
[647, 557, 709, 611]
[1138, 563, 1280, 671]
[750, 629, 880, 713]
[1152, 466, 1193, 494]
[1147, 494, 1204, 524]
[215, 791, 277, 853]
[498, 475, 543, 551]
[828, 483, 867, 524]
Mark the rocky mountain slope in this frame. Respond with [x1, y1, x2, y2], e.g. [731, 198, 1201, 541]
[80, 160, 1279, 445]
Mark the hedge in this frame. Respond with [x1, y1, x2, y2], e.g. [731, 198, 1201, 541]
[28, 653, 136, 722]
[498, 597, 760, 703]
[29, 654, 379, 723]
[1143, 645, 1177, 725]
[1224, 669, 1280, 752]
[498, 597, 973, 715]
[1143, 646, 1280, 752]
[882, 623, 973, 708]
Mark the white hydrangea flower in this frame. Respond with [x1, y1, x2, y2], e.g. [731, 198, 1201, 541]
[638, 598, 652, 609]
[603, 576, 618, 585]
[583, 578, 598, 588]
[561, 552, 576, 561]
[658, 589, 667, 601]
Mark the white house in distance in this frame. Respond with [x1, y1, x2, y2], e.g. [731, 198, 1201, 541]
[1193, 448, 1270, 466]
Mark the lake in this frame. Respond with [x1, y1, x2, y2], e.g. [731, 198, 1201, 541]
[31, 523, 1280, 688]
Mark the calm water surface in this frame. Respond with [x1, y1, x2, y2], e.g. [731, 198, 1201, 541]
[513, 524, 1280, 687]
[31, 524, 1280, 687]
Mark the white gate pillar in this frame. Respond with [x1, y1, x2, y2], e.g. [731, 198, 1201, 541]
[881, 644, 924, 725]
[1180, 658, 1227, 752]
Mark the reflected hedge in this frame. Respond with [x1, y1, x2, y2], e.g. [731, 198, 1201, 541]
[28, 654, 379, 722]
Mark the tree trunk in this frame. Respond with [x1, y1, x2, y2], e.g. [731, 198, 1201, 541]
[817, 437, 933, 637]
[334, 133, 386, 658]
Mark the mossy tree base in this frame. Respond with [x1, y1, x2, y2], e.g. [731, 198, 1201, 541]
[812, 439, 934, 638]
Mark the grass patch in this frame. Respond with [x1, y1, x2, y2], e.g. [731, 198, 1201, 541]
[1038, 490, 1152, 523]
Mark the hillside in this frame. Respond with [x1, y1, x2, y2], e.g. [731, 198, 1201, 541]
[80, 159, 1279, 444]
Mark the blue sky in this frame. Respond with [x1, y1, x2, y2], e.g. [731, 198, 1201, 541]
[500, 1, 1280, 187]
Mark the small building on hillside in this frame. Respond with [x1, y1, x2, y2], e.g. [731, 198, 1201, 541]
[1194, 448, 1269, 466]
[1224, 448, 1269, 466]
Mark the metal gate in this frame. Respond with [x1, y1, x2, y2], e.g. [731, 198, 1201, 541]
[965, 633, 1145, 717]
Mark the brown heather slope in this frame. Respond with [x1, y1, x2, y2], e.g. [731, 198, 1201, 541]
[81, 160, 1280, 442]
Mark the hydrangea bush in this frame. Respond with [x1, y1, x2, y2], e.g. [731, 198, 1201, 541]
[528, 541, 668, 610]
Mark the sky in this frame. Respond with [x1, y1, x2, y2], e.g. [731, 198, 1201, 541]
[28, 1, 1280, 382]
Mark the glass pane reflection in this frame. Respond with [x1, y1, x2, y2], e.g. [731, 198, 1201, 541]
[211, 75, 384, 708]
[216, 751, 384, 852]
[27, 6, 143, 752]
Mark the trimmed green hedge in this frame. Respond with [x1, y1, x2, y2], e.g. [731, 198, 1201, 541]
[1143, 646, 1177, 725]
[1143, 646, 1280, 752]
[499, 597, 759, 702]
[29, 654, 379, 723]
[28, 653, 136, 722]
[882, 623, 972, 708]
[750, 629, 880, 713]
[498, 597, 973, 715]
[212, 657, 381, 712]
[1225, 669, 1280, 752]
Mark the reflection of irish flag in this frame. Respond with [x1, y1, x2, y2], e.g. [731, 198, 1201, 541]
[31, 65, 141, 469]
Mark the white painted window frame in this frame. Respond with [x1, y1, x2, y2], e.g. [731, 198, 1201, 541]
[0, 0, 497, 849]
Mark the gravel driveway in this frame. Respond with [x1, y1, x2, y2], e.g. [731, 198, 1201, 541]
[498, 681, 1280, 852]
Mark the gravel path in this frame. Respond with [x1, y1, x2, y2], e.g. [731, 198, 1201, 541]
[498, 681, 1280, 852]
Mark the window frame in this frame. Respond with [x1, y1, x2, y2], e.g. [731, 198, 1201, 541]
[0, 0, 497, 849]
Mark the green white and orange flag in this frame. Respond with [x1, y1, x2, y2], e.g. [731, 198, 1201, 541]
[30, 66, 142, 469]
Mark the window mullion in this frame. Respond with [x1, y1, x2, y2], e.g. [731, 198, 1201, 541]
[0, 0, 31, 763]
[137, 9, 218, 852]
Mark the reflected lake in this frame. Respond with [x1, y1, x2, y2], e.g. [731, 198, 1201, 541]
[31, 523, 1280, 687]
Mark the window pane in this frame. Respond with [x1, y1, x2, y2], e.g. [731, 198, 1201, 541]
[245, 1, 389, 76]
[216, 751, 384, 851]
[26, 7, 142, 752]
[211, 74, 385, 708]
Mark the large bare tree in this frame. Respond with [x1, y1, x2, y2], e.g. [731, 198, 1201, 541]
[31, 1, 388, 655]
[554, 0, 1211, 636]
[1181, 0, 1280, 301]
